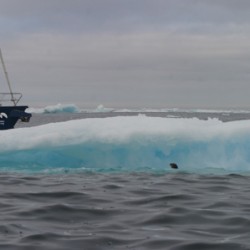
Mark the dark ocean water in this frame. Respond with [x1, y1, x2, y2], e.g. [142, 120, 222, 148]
[1, 173, 250, 250]
[2, 109, 250, 249]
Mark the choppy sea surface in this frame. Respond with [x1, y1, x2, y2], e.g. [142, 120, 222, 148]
[2, 105, 250, 249]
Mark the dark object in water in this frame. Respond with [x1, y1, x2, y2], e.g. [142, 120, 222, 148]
[0, 106, 31, 129]
[0, 49, 31, 129]
[170, 163, 178, 169]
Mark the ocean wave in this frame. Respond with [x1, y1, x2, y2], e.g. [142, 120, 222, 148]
[1, 116, 250, 174]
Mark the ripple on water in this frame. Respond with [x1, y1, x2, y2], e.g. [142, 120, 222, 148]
[0, 173, 250, 250]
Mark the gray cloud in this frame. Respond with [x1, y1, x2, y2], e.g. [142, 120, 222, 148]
[0, 0, 250, 108]
[1, 31, 248, 108]
[1, 0, 250, 34]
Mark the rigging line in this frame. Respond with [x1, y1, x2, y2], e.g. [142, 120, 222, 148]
[0, 49, 16, 106]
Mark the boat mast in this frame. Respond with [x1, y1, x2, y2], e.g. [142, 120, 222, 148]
[0, 49, 16, 106]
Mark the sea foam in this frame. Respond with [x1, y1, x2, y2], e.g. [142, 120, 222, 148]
[1, 116, 250, 174]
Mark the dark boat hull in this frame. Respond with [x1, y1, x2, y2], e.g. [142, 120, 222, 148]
[0, 106, 31, 130]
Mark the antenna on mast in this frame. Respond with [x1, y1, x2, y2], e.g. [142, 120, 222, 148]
[0, 48, 16, 106]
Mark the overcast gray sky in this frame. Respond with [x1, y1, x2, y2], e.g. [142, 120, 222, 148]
[1, 0, 250, 109]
